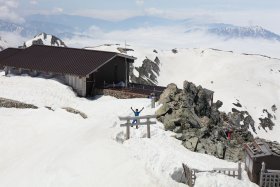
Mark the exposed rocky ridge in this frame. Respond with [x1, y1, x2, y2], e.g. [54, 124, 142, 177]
[62, 107, 88, 119]
[258, 109, 275, 132]
[156, 81, 254, 162]
[0, 97, 38, 109]
[130, 57, 160, 86]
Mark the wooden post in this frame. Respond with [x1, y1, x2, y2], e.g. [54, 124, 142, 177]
[147, 118, 151, 138]
[151, 96, 155, 108]
[260, 162, 265, 186]
[238, 161, 242, 180]
[126, 119, 130, 140]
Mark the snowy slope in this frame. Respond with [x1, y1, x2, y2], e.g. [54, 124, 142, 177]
[86, 44, 280, 142]
[0, 72, 257, 187]
[24, 33, 67, 48]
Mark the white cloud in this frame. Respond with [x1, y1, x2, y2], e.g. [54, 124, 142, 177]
[52, 7, 64, 14]
[64, 25, 280, 59]
[144, 8, 164, 16]
[136, 0, 145, 6]
[29, 0, 38, 5]
[0, 0, 24, 23]
[72, 9, 142, 21]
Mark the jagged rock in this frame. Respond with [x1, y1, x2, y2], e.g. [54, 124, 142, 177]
[158, 83, 179, 104]
[175, 108, 201, 128]
[214, 100, 223, 109]
[156, 103, 172, 116]
[216, 142, 225, 159]
[272, 104, 277, 112]
[224, 147, 243, 162]
[130, 57, 160, 86]
[259, 117, 275, 131]
[163, 114, 176, 130]
[172, 48, 178, 54]
[228, 112, 243, 128]
[183, 81, 198, 95]
[233, 102, 242, 107]
[173, 126, 183, 133]
[244, 115, 256, 133]
[175, 133, 185, 141]
[200, 116, 211, 127]
[232, 108, 240, 113]
[189, 137, 199, 151]
[156, 81, 254, 162]
[183, 141, 192, 150]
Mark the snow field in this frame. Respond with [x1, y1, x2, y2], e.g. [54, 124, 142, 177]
[0, 73, 258, 186]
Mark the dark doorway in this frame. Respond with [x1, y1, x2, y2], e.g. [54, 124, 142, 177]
[114, 65, 118, 83]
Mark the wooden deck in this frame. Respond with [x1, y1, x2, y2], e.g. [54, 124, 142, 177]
[95, 83, 166, 99]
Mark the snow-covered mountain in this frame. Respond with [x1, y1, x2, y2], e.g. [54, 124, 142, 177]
[23, 33, 67, 48]
[0, 41, 278, 187]
[90, 44, 280, 142]
[1, 15, 280, 43]
[186, 23, 280, 41]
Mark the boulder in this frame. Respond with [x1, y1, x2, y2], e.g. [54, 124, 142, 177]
[216, 142, 225, 159]
[175, 133, 186, 141]
[158, 83, 178, 104]
[156, 103, 172, 116]
[183, 141, 192, 150]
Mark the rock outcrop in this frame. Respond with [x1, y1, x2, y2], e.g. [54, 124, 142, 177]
[156, 81, 254, 162]
[0, 97, 38, 109]
[130, 57, 160, 86]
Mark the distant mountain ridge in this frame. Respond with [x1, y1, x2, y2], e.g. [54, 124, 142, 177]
[186, 23, 280, 41]
[1, 15, 280, 42]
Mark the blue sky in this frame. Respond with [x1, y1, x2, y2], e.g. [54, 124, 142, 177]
[19, 0, 280, 17]
[1, 0, 280, 32]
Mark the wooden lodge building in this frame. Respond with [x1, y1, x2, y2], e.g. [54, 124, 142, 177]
[0, 45, 137, 97]
[244, 138, 280, 185]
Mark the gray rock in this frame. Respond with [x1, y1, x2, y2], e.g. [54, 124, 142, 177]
[173, 126, 183, 133]
[0, 97, 38, 109]
[188, 137, 199, 151]
[216, 142, 225, 159]
[175, 133, 185, 141]
[158, 83, 178, 104]
[183, 141, 192, 149]
[155, 103, 172, 116]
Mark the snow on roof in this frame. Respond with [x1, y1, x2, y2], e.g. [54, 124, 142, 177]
[245, 138, 280, 158]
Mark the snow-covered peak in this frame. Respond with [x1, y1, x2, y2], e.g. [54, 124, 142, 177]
[23, 32, 67, 48]
[187, 23, 280, 41]
[0, 36, 8, 51]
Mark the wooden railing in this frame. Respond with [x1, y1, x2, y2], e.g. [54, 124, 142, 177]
[213, 162, 242, 179]
[260, 162, 280, 187]
[182, 162, 242, 187]
[119, 115, 157, 140]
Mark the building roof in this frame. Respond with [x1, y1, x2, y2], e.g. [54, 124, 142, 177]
[0, 48, 23, 62]
[0, 45, 135, 76]
[244, 138, 280, 158]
